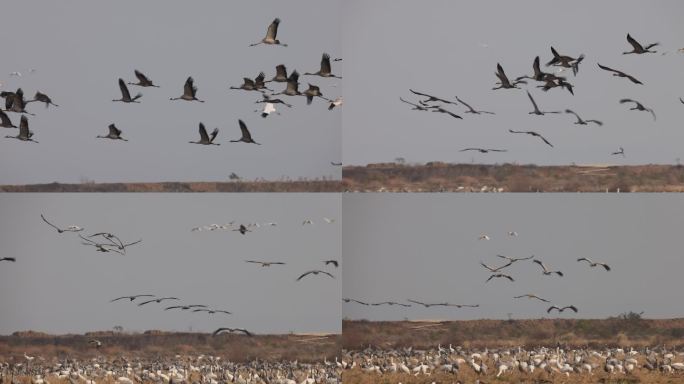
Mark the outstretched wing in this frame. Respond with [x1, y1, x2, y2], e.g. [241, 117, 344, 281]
[135, 70, 152, 84]
[184, 77, 195, 97]
[41, 214, 62, 231]
[626, 33, 644, 51]
[266, 18, 280, 39]
[321, 53, 332, 74]
[118, 79, 132, 100]
[238, 119, 253, 140]
[199, 123, 210, 142]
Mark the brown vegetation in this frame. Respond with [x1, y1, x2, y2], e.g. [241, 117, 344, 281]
[0, 331, 340, 362]
[342, 163, 684, 192]
[0, 180, 341, 193]
[343, 318, 684, 350]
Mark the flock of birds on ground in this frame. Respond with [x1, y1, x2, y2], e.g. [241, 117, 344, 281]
[344, 230, 614, 317]
[1, 18, 343, 167]
[1, 212, 339, 339]
[0, 354, 341, 384]
[399, 34, 684, 158]
[342, 344, 684, 381]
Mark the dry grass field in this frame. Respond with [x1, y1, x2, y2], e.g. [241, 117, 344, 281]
[342, 163, 684, 192]
[343, 319, 684, 350]
[0, 180, 341, 193]
[0, 331, 341, 362]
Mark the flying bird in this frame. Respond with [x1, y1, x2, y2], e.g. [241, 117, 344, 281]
[597, 63, 643, 85]
[342, 298, 370, 305]
[460, 148, 507, 153]
[533, 259, 564, 276]
[193, 309, 232, 315]
[478, 234, 491, 240]
[27, 91, 59, 108]
[0, 257, 16, 262]
[5, 116, 37, 143]
[399, 97, 430, 111]
[546, 47, 585, 75]
[301, 84, 329, 105]
[454, 96, 495, 115]
[371, 301, 412, 307]
[331, 162, 342, 166]
[611, 146, 625, 157]
[233, 225, 251, 235]
[409, 89, 458, 106]
[250, 18, 287, 47]
[269, 64, 289, 82]
[137, 297, 180, 306]
[129, 70, 159, 87]
[110, 295, 155, 303]
[486, 273, 515, 282]
[547, 305, 578, 313]
[497, 254, 533, 263]
[255, 93, 292, 108]
[213, 327, 253, 337]
[623, 33, 659, 54]
[0, 110, 16, 128]
[619, 99, 656, 121]
[328, 97, 343, 111]
[296, 270, 335, 281]
[480, 261, 513, 273]
[527, 91, 561, 115]
[426, 105, 463, 119]
[273, 71, 301, 96]
[245, 260, 286, 267]
[493, 63, 525, 90]
[41, 214, 83, 233]
[189, 123, 219, 145]
[97, 124, 128, 141]
[257, 102, 278, 118]
[508, 130, 553, 148]
[508, 231, 518, 237]
[230, 120, 261, 145]
[514, 294, 550, 303]
[323, 260, 339, 268]
[577, 257, 611, 271]
[304, 53, 342, 78]
[165, 305, 207, 311]
[565, 109, 603, 126]
[170, 76, 204, 102]
[112, 79, 142, 103]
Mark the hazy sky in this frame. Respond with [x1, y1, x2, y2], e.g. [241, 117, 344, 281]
[0, 193, 341, 335]
[343, 194, 684, 321]
[0, 1, 341, 185]
[342, 0, 684, 166]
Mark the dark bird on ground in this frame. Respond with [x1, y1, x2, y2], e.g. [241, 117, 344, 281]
[170, 76, 204, 102]
[230, 119, 261, 145]
[508, 129, 553, 147]
[514, 294, 550, 303]
[597, 63, 643, 85]
[460, 148, 507, 153]
[546, 47, 585, 75]
[5, 116, 38, 143]
[0, 257, 16, 262]
[97, 124, 128, 141]
[250, 18, 287, 47]
[128, 70, 159, 87]
[493, 63, 526, 90]
[497, 254, 533, 263]
[343, 298, 370, 305]
[213, 327, 253, 337]
[234, 224, 251, 235]
[304, 53, 342, 78]
[612, 147, 625, 157]
[41, 214, 84, 233]
[619, 99, 656, 121]
[577, 257, 611, 271]
[110, 294, 155, 303]
[533, 259, 564, 276]
[189, 123, 219, 145]
[27, 91, 59, 107]
[480, 261, 513, 273]
[296, 270, 335, 281]
[113, 79, 142, 103]
[565, 109, 603, 126]
[409, 89, 458, 106]
[547, 305, 578, 313]
[138, 297, 180, 306]
[486, 273, 515, 282]
[624, 33, 659, 54]
[324, 260, 339, 268]
[0, 110, 16, 128]
[527, 91, 561, 115]
[245, 260, 286, 267]
[454, 96, 495, 115]
[371, 301, 412, 307]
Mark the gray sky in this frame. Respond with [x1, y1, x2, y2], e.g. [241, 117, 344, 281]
[343, 194, 684, 321]
[342, 0, 684, 166]
[0, 1, 341, 185]
[0, 193, 341, 335]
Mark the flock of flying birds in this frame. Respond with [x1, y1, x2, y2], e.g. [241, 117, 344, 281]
[0, 211, 340, 338]
[344, 230, 613, 317]
[1, 18, 343, 161]
[399, 34, 684, 157]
